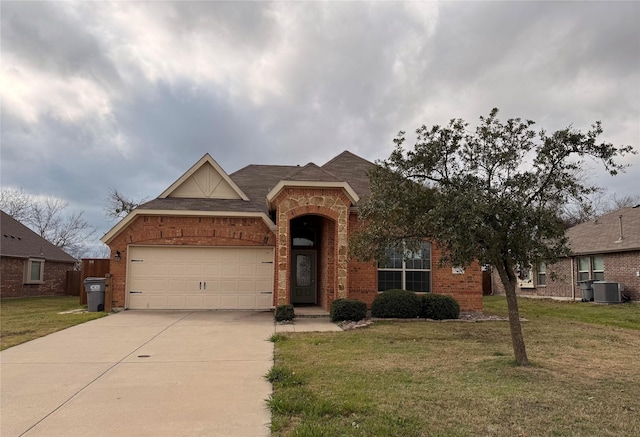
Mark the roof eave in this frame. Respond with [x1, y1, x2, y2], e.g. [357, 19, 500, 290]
[265, 181, 360, 210]
[101, 209, 277, 244]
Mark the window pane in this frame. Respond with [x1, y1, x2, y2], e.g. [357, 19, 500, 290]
[293, 237, 314, 247]
[406, 271, 430, 292]
[378, 271, 401, 291]
[578, 272, 590, 281]
[592, 256, 604, 272]
[405, 242, 431, 270]
[537, 273, 546, 286]
[538, 262, 546, 274]
[578, 257, 590, 272]
[30, 261, 42, 281]
[381, 248, 403, 269]
[593, 271, 604, 281]
[296, 255, 311, 287]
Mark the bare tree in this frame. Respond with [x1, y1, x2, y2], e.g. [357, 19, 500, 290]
[105, 188, 146, 220]
[562, 191, 640, 227]
[0, 188, 31, 222]
[0, 188, 95, 258]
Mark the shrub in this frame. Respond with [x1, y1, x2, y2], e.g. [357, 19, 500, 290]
[371, 289, 421, 318]
[421, 293, 460, 320]
[330, 298, 367, 322]
[275, 304, 295, 321]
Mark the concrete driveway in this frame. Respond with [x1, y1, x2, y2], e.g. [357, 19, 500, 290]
[1, 311, 276, 437]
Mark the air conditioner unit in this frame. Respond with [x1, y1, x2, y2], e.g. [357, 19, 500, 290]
[592, 281, 623, 304]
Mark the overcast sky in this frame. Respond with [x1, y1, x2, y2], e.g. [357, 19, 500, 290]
[2, 1, 639, 255]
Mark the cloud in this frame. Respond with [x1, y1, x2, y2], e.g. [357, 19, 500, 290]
[1, 0, 638, 248]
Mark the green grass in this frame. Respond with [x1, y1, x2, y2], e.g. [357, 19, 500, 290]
[1, 296, 107, 350]
[484, 295, 640, 330]
[269, 297, 640, 436]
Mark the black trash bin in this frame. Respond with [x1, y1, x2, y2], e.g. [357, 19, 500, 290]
[84, 277, 106, 312]
[578, 280, 596, 302]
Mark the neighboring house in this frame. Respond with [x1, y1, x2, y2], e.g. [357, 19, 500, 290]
[101, 152, 483, 312]
[492, 205, 640, 302]
[1, 210, 77, 298]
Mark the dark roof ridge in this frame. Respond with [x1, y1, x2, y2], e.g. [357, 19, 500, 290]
[283, 162, 343, 182]
[321, 150, 374, 168]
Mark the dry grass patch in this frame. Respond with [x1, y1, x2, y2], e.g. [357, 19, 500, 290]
[269, 299, 640, 436]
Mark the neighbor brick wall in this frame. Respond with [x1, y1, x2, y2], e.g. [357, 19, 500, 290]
[1, 257, 76, 298]
[107, 215, 275, 308]
[604, 251, 640, 301]
[491, 251, 640, 302]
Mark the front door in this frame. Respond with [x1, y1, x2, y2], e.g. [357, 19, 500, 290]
[291, 250, 317, 304]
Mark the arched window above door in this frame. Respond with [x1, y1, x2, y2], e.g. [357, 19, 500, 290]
[292, 226, 316, 247]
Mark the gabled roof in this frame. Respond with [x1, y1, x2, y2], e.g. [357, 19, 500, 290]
[284, 163, 342, 182]
[159, 153, 249, 201]
[321, 150, 376, 198]
[101, 151, 376, 244]
[567, 205, 640, 255]
[0, 211, 77, 263]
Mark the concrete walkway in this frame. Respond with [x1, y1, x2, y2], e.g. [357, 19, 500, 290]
[0, 310, 342, 437]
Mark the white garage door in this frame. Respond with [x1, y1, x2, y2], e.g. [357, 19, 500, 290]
[127, 246, 274, 310]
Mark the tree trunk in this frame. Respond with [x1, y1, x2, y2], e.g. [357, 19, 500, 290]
[495, 262, 530, 366]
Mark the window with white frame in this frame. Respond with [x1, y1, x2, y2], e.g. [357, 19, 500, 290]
[24, 258, 44, 284]
[378, 242, 431, 292]
[536, 262, 546, 286]
[592, 256, 604, 280]
[577, 255, 604, 281]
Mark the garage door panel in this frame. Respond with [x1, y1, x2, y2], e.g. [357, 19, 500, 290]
[127, 246, 274, 310]
[203, 265, 221, 276]
[202, 295, 221, 307]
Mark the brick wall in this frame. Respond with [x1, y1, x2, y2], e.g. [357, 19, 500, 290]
[491, 251, 640, 302]
[272, 187, 350, 307]
[604, 251, 639, 301]
[318, 216, 336, 309]
[1, 256, 76, 298]
[346, 215, 483, 312]
[107, 215, 275, 308]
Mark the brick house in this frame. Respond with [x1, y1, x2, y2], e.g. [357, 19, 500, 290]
[492, 205, 640, 302]
[101, 152, 483, 312]
[1, 210, 77, 298]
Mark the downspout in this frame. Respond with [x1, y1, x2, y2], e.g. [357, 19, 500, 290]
[571, 257, 575, 301]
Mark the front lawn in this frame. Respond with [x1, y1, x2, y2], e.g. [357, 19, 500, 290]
[269, 297, 640, 436]
[0, 296, 107, 350]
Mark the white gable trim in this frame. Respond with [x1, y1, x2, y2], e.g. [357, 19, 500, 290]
[101, 209, 276, 244]
[159, 153, 249, 201]
[266, 181, 360, 209]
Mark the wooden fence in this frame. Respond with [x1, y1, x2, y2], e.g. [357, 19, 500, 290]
[66, 259, 111, 307]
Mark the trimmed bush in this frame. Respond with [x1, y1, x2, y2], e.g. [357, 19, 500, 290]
[371, 289, 421, 318]
[421, 293, 460, 320]
[330, 298, 367, 322]
[275, 304, 295, 321]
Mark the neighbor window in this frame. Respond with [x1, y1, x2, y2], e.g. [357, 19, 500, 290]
[577, 255, 604, 281]
[25, 258, 44, 284]
[536, 262, 546, 286]
[378, 242, 431, 292]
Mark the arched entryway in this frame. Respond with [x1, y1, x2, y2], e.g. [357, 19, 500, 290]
[289, 215, 336, 309]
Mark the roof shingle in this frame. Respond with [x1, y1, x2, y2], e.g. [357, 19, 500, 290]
[567, 205, 640, 255]
[0, 211, 77, 263]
